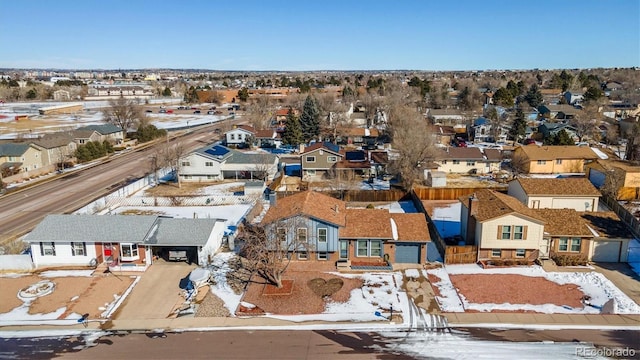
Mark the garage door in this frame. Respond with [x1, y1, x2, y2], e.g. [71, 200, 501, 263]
[592, 241, 621, 262]
[395, 243, 420, 264]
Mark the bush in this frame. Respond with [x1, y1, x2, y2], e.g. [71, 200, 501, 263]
[552, 254, 588, 266]
[366, 204, 374, 209]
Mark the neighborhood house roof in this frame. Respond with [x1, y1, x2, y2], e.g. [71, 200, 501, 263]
[302, 142, 341, 155]
[340, 209, 393, 239]
[225, 150, 277, 164]
[514, 177, 601, 196]
[390, 213, 431, 242]
[461, 190, 545, 223]
[144, 218, 222, 246]
[535, 209, 594, 237]
[516, 145, 598, 161]
[26, 214, 159, 243]
[199, 144, 232, 161]
[345, 151, 366, 162]
[32, 133, 75, 149]
[580, 211, 634, 238]
[77, 124, 123, 135]
[0, 143, 30, 156]
[436, 147, 485, 161]
[261, 191, 346, 226]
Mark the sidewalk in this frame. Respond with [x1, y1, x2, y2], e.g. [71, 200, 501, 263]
[445, 312, 640, 328]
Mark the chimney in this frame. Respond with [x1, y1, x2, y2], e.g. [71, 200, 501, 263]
[299, 143, 305, 153]
[269, 192, 277, 207]
[465, 194, 478, 245]
[334, 204, 339, 213]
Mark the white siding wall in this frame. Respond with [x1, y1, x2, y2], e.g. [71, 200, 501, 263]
[226, 129, 251, 145]
[507, 181, 528, 205]
[479, 215, 544, 250]
[180, 153, 223, 178]
[197, 221, 226, 266]
[30, 242, 97, 268]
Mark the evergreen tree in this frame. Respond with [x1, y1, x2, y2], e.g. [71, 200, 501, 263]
[493, 87, 514, 107]
[299, 95, 320, 142]
[509, 107, 527, 143]
[162, 87, 172, 97]
[524, 84, 543, 108]
[281, 107, 303, 146]
[237, 87, 249, 102]
[545, 129, 574, 145]
[583, 86, 604, 103]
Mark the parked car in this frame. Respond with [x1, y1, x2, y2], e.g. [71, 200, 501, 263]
[145, 109, 153, 113]
[159, 109, 167, 113]
[193, 110, 201, 114]
[207, 110, 215, 115]
[209, 106, 217, 110]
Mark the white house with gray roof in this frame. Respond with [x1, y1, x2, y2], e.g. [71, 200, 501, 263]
[179, 144, 278, 182]
[26, 214, 226, 269]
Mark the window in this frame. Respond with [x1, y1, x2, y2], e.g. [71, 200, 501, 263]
[537, 160, 547, 165]
[307, 170, 316, 175]
[466, 161, 476, 166]
[318, 228, 327, 243]
[181, 161, 190, 167]
[556, 159, 562, 165]
[570, 238, 581, 252]
[558, 238, 569, 251]
[230, 134, 235, 140]
[453, 160, 460, 165]
[205, 161, 213, 167]
[317, 252, 328, 260]
[71, 242, 86, 256]
[120, 243, 138, 259]
[357, 240, 368, 257]
[306, 156, 316, 163]
[339, 240, 348, 259]
[297, 251, 308, 260]
[327, 156, 337, 162]
[40, 242, 56, 256]
[442, 160, 447, 164]
[513, 226, 524, 240]
[277, 228, 287, 242]
[491, 249, 501, 257]
[297, 228, 307, 243]
[501, 225, 512, 240]
[370, 240, 382, 257]
[515, 249, 525, 258]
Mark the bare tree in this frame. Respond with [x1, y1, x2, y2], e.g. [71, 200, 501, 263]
[102, 97, 143, 131]
[601, 167, 625, 200]
[251, 153, 275, 181]
[244, 94, 274, 130]
[238, 220, 315, 288]
[164, 139, 186, 188]
[571, 103, 601, 142]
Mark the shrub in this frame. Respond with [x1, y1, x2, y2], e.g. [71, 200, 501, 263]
[552, 254, 588, 266]
[366, 204, 374, 209]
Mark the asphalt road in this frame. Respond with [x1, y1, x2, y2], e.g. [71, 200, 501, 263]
[0, 118, 241, 245]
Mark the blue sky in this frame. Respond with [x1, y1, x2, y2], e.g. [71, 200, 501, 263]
[0, 0, 638, 70]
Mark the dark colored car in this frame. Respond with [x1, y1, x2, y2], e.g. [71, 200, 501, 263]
[193, 110, 201, 114]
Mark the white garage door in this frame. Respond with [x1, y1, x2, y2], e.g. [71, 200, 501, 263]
[551, 198, 595, 211]
[592, 241, 621, 262]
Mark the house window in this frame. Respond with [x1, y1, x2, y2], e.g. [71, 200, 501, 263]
[297, 251, 308, 260]
[339, 240, 348, 259]
[327, 156, 337, 162]
[306, 156, 316, 163]
[318, 228, 327, 242]
[513, 226, 524, 240]
[453, 160, 460, 165]
[206, 175, 215, 179]
[442, 160, 447, 164]
[501, 225, 512, 240]
[205, 161, 213, 167]
[121, 243, 139, 259]
[491, 249, 501, 257]
[317, 252, 328, 260]
[515, 249, 526, 258]
[537, 160, 547, 165]
[570, 238, 581, 252]
[71, 242, 86, 256]
[370, 240, 382, 257]
[230, 134, 235, 140]
[297, 228, 307, 243]
[40, 242, 56, 256]
[277, 228, 287, 244]
[466, 161, 475, 166]
[556, 159, 562, 165]
[357, 240, 368, 257]
[558, 238, 569, 251]
[181, 161, 190, 167]
[307, 170, 316, 176]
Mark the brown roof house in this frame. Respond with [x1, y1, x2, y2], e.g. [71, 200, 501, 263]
[434, 147, 502, 175]
[512, 145, 598, 174]
[580, 212, 635, 262]
[260, 191, 431, 269]
[300, 142, 343, 179]
[507, 177, 601, 211]
[587, 159, 640, 200]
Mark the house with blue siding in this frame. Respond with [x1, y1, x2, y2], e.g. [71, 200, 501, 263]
[260, 191, 431, 269]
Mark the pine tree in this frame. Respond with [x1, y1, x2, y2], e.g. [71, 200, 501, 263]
[299, 95, 320, 142]
[281, 107, 303, 146]
[509, 107, 527, 143]
[524, 84, 543, 108]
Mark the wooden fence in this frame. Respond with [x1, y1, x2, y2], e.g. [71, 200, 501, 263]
[444, 245, 478, 264]
[601, 194, 640, 239]
[412, 186, 507, 200]
[276, 189, 408, 203]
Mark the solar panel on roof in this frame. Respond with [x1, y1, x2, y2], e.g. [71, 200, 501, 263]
[323, 142, 340, 153]
[204, 145, 230, 157]
[345, 151, 366, 161]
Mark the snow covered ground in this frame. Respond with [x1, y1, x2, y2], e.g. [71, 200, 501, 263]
[374, 200, 418, 213]
[427, 264, 640, 314]
[112, 204, 251, 229]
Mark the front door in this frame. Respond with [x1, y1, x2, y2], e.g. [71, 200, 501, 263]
[339, 240, 349, 259]
[539, 238, 550, 259]
[103, 243, 115, 264]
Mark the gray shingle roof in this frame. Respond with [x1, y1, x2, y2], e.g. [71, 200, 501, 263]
[0, 143, 30, 157]
[143, 218, 222, 246]
[26, 215, 159, 243]
[77, 124, 123, 135]
[226, 150, 277, 164]
[32, 133, 75, 149]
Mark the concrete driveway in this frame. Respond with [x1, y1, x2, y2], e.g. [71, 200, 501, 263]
[591, 262, 640, 305]
[114, 262, 197, 320]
